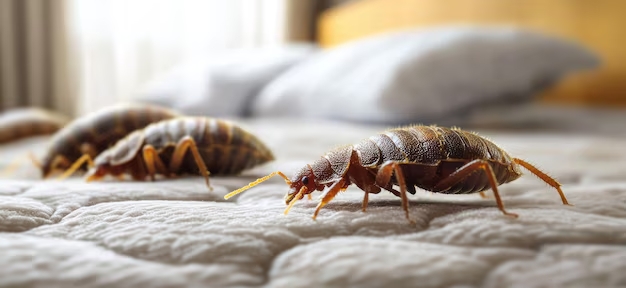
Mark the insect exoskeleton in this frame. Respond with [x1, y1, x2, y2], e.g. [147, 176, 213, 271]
[0, 107, 69, 144]
[224, 125, 571, 223]
[41, 103, 180, 179]
[81, 116, 275, 190]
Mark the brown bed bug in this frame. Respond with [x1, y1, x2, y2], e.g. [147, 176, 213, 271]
[42, 103, 180, 179]
[78, 117, 275, 189]
[224, 125, 570, 223]
[0, 107, 69, 144]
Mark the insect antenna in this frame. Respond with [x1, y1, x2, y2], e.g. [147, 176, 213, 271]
[284, 186, 307, 215]
[224, 171, 291, 199]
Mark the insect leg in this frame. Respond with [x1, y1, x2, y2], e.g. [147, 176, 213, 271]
[377, 184, 401, 197]
[358, 181, 383, 212]
[479, 192, 488, 198]
[42, 155, 70, 178]
[513, 158, 570, 205]
[142, 145, 168, 181]
[362, 190, 369, 212]
[375, 163, 395, 190]
[392, 163, 415, 224]
[375, 162, 436, 197]
[169, 136, 212, 191]
[57, 154, 95, 180]
[129, 155, 149, 181]
[375, 161, 415, 224]
[433, 159, 518, 218]
[80, 143, 98, 160]
[312, 178, 347, 220]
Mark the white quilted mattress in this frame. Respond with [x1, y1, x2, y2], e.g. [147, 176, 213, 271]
[1, 118, 626, 288]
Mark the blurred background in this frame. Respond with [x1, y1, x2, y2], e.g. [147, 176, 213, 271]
[0, 0, 624, 129]
[0, 0, 320, 116]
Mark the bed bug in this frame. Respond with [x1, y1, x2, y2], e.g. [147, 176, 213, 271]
[79, 117, 275, 189]
[41, 103, 180, 179]
[0, 107, 69, 144]
[224, 125, 570, 223]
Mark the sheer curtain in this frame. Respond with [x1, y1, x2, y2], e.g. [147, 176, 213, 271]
[66, 0, 311, 115]
[0, 0, 72, 115]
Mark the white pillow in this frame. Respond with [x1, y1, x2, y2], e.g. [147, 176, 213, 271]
[250, 26, 600, 125]
[137, 43, 319, 117]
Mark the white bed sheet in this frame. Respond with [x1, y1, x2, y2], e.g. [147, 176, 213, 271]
[1, 118, 626, 288]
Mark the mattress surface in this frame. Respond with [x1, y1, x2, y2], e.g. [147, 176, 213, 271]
[1, 118, 625, 288]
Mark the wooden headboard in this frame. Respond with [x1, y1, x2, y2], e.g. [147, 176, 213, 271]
[317, 0, 626, 107]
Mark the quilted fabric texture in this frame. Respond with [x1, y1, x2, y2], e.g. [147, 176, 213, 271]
[1, 119, 625, 288]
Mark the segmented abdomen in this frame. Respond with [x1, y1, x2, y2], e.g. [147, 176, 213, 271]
[42, 104, 178, 175]
[144, 117, 275, 175]
[356, 125, 511, 167]
[353, 125, 516, 194]
[0, 108, 68, 144]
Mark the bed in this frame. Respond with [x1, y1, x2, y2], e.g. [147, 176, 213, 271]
[2, 1, 626, 287]
[2, 113, 626, 287]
